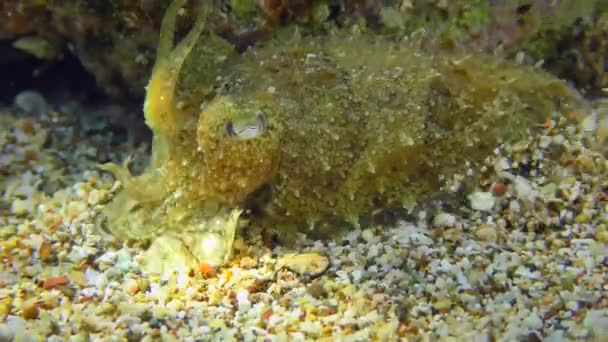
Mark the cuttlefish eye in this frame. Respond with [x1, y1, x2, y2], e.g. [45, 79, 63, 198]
[225, 112, 267, 140]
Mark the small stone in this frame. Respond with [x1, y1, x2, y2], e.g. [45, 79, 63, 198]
[433, 213, 457, 227]
[21, 299, 39, 320]
[38, 240, 53, 262]
[40, 292, 59, 310]
[236, 290, 251, 311]
[476, 225, 497, 243]
[278, 253, 330, 276]
[209, 319, 226, 329]
[574, 211, 592, 224]
[117, 302, 148, 317]
[514, 176, 538, 205]
[597, 225, 608, 244]
[583, 309, 608, 337]
[538, 135, 552, 149]
[523, 312, 543, 330]
[124, 278, 140, 295]
[307, 282, 327, 299]
[433, 298, 452, 312]
[10, 199, 29, 216]
[43, 275, 69, 289]
[82, 316, 102, 332]
[0, 297, 12, 316]
[491, 183, 508, 197]
[13, 90, 49, 117]
[239, 256, 257, 269]
[68, 271, 87, 287]
[509, 200, 521, 213]
[94, 302, 116, 315]
[361, 229, 375, 243]
[468, 192, 495, 212]
[66, 246, 88, 263]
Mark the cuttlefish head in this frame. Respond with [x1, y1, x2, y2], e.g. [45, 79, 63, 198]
[99, 1, 253, 267]
[197, 94, 282, 205]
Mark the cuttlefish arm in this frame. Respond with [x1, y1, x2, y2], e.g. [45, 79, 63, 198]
[99, 0, 208, 203]
[145, 0, 209, 137]
[98, 156, 165, 204]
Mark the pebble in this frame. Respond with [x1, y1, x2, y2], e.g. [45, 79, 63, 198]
[361, 228, 376, 243]
[468, 191, 495, 211]
[433, 212, 457, 227]
[123, 278, 140, 295]
[21, 299, 39, 320]
[10, 199, 30, 216]
[0, 103, 605, 340]
[278, 253, 330, 276]
[513, 176, 538, 205]
[307, 282, 327, 299]
[475, 225, 497, 242]
[236, 290, 251, 311]
[13, 90, 49, 117]
[523, 312, 543, 330]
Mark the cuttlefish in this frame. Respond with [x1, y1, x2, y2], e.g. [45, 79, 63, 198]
[100, 0, 585, 267]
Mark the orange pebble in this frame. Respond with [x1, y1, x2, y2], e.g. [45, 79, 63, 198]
[491, 182, 508, 197]
[198, 262, 215, 276]
[43, 275, 69, 289]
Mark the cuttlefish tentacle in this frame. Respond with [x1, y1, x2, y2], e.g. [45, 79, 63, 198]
[144, 0, 209, 137]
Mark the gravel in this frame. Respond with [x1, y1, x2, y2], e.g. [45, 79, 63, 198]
[0, 101, 606, 341]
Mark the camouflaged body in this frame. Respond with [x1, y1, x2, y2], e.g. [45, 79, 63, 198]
[101, 2, 585, 244]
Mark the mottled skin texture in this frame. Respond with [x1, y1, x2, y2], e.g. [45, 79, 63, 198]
[101, 1, 585, 256]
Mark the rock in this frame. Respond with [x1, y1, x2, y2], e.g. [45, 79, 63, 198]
[278, 253, 330, 277]
[468, 192, 495, 212]
[433, 212, 457, 227]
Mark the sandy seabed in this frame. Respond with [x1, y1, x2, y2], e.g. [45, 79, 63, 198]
[0, 101, 606, 341]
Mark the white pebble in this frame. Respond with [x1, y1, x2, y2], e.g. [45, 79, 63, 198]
[566, 301, 579, 311]
[84, 268, 102, 286]
[523, 312, 543, 330]
[509, 200, 521, 213]
[494, 157, 510, 171]
[538, 135, 552, 149]
[584, 309, 608, 337]
[352, 269, 363, 282]
[67, 246, 88, 263]
[10, 199, 30, 216]
[267, 315, 282, 327]
[514, 176, 538, 205]
[361, 228, 375, 243]
[236, 290, 251, 311]
[433, 212, 457, 227]
[468, 192, 495, 212]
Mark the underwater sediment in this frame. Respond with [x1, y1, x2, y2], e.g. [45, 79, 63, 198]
[0, 0, 607, 340]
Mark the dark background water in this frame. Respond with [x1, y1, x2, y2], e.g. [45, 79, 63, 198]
[0, 42, 102, 106]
